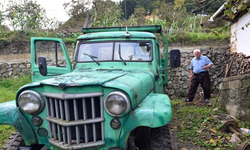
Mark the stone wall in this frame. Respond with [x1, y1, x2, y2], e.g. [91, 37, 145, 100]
[166, 46, 229, 98]
[219, 74, 250, 122]
[0, 62, 31, 78]
[0, 44, 230, 98]
[2, 42, 250, 122]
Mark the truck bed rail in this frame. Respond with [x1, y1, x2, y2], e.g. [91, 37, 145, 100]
[82, 25, 162, 34]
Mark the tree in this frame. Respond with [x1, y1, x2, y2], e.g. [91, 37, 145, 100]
[133, 7, 146, 25]
[174, 0, 185, 10]
[63, 0, 90, 27]
[184, 0, 225, 14]
[152, 0, 174, 21]
[90, 0, 123, 27]
[5, 0, 47, 31]
[120, 0, 139, 19]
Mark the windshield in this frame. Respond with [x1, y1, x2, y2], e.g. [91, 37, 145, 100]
[77, 41, 152, 62]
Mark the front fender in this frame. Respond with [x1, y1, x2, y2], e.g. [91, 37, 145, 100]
[119, 93, 172, 148]
[0, 100, 37, 145]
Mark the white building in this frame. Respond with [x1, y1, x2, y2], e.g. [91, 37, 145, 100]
[210, 2, 250, 56]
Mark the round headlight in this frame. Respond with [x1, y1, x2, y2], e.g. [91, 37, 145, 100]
[18, 90, 45, 114]
[104, 91, 130, 117]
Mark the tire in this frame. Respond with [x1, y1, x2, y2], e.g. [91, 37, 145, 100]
[2, 132, 25, 150]
[134, 127, 152, 150]
[151, 125, 172, 150]
[127, 125, 172, 150]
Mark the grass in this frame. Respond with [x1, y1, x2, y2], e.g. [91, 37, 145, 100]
[166, 30, 230, 44]
[0, 76, 31, 148]
[170, 98, 250, 150]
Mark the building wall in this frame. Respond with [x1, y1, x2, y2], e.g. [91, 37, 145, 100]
[219, 74, 250, 122]
[231, 13, 250, 56]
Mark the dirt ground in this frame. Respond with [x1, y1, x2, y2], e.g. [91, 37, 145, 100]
[169, 93, 219, 150]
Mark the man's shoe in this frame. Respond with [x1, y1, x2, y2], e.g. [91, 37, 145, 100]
[185, 99, 192, 102]
[205, 99, 210, 103]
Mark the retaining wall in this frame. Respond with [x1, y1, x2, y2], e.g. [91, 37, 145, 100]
[219, 74, 250, 122]
[0, 44, 229, 98]
[0, 62, 31, 78]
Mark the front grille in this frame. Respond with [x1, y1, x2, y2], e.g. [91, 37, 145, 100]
[43, 92, 105, 149]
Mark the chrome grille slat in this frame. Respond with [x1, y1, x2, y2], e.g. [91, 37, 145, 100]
[62, 126, 66, 143]
[82, 98, 87, 120]
[57, 124, 61, 141]
[64, 100, 70, 122]
[74, 99, 78, 121]
[76, 126, 80, 144]
[44, 92, 104, 149]
[55, 99, 59, 119]
[67, 127, 72, 145]
[59, 100, 64, 120]
[84, 124, 88, 143]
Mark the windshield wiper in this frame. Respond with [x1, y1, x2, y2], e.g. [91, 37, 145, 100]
[82, 53, 100, 66]
[118, 44, 126, 65]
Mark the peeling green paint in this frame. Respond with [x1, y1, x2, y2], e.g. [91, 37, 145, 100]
[0, 100, 37, 145]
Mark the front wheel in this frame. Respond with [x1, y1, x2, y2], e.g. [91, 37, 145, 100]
[2, 132, 25, 150]
[151, 125, 172, 150]
[3, 131, 45, 150]
[127, 125, 172, 150]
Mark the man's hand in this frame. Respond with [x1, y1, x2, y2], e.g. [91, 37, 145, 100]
[190, 74, 193, 79]
[203, 64, 212, 70]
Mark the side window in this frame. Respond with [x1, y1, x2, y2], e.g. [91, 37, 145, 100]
[35, 41, 67, 67]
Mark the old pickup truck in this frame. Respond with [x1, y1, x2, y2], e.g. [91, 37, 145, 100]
[1, 25, 180, 150]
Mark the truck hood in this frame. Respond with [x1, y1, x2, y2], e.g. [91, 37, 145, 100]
[41, 69, 155, 106]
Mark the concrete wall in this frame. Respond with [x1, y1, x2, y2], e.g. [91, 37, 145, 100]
[219, 74, 250, 122]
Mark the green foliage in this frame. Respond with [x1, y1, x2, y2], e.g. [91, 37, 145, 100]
[0, 0, 230, 45]
[224, 0, 250, 21]
[5, 0, 46, 31]
[0, 76, 31, 148]
[90, 1, 124, 27]
[184, 0, 225, 14]
[0, 125, 15, 148]
[0, 76, 31, 103]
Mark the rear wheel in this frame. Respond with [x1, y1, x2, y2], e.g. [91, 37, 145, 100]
[127, 125, 172, 150]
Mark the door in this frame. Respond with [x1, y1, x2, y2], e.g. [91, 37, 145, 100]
[155, 43, 164, 93]
[31, 37, 72, 82]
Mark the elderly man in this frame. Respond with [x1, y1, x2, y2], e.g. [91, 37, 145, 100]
[185, 49, 213, 103]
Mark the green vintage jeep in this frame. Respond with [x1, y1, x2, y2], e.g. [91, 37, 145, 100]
[1, 25, 180, 150]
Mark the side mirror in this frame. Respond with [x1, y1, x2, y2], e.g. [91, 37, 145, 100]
[38, 57, 47, 76]
[169, 49, 180, 67]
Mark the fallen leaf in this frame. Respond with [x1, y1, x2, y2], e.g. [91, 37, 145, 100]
[210, 128, 217, 133]
[197, 130, 202, 134]
[210, 138, 217, 145]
